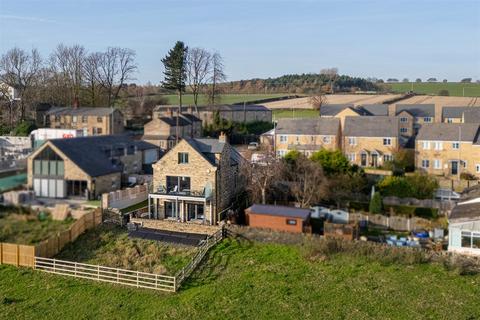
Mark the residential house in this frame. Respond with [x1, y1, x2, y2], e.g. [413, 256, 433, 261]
[442, 106, 471, 123]
[274, 117, 341, 157]
[448, 198, 480, 256]
[415, 123, 480, 179]
[142, 109, 202, 151]
[320, 103, 389, 129]
[245, 204, 311, 233]
[395, 104, 436, 136]
[343, 116, 400, 167]
[148, 133, 243, 225]
[27, 135, 158, 199]
[153, 104, 272, 125]
[44, 107, 124, 136]
[463, 108, 480, 124]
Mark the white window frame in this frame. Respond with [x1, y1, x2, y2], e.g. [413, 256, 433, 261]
[433, 159, 442, 169]
[348, 137, 357, 146]
[434, 141, 443, 151]
[400, 127, 408, 133]
[421, 159, 430, 168]
[452, 142, 460, 150]
[383, 154, 393, 162]
[422, 141, 430, 150]
[279, 135, 287, 143]
[347, 153, 356, 162]
[476, 164, 480, 173]
[423, 117, 432, 123]
[400, 117, 408, 123]
[383, 138, 392, 146]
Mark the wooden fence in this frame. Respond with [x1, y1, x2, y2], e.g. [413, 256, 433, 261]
[0, 209, 102, 268]
[34, 257, 176, 292]
[174, 228, 224, 290]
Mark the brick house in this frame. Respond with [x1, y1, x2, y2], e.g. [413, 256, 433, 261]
[415, 123, 480, 179]
[343, 116, 402, 168]
[44, 107, 124, 136]
[245, 204, 311, 233]
[27, 135, 158, 199]
[274, 118, 341, 157]
[148, 134, 244, 225]
[142, 109, 202, 151]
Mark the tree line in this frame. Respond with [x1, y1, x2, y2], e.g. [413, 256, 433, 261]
[0, 45, 137, 131]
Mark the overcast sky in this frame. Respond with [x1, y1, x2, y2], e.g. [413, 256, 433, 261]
[1, 0, 479, 84]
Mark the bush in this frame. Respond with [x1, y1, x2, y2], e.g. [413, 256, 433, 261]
[377, 173, 438, 199]
[310, 149, 352, 175]
[12, 121, 37, 136]
[369, 192, 382, 214]
[383, 205, 438, 219]
[438, 89, 449, 96]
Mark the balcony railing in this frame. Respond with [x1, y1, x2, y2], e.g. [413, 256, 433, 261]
[151, 185, 207, 198]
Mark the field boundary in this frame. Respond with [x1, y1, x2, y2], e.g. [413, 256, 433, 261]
[34, 257, 176, 292]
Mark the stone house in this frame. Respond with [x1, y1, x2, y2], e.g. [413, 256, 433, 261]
[148, 133, 244, 225]
[27, 135, 158, 199]
[442, 106, 471, 123]
[142, 109, 202, 151]
[44, 107, 124, 136]
[343, 116, 402, 168]
[274, 118, 341, 157]
[415, 123, 480, 179]
[395, 104, 436, 135]
[448, 198, 480, 256]
[153, 104, 272, 125]
[320, 104, 389, 130]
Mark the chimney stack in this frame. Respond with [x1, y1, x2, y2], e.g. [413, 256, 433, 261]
[219, 131, 228, 143]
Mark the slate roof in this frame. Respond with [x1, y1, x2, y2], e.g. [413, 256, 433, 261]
[275, 118, 340, 135]
[184, 138, 243, 166]
[48, 135, 157, 177]
[416, 123, 480, 142]
[442, 106, 471, 119]
[46, 106, 118, 116]
[158, 116, 191, 126]
[359, 104, 389, 116]
[450, 202, 480, 221]
[319, 104, 354, 116]
[395, 104, 435, 118]
[463, 109, 480, 124]
[247, 204, 311, 220]
[343, 116, 399, 137]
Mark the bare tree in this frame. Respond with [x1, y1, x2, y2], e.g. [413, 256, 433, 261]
[186, 47, 211, 109]
[309, 94, 327, 112]
[96, 47, 137, 107]
[208, 52, 226, 106]
[0, 47, 42, 121]
[320, 67, 338, 94]
[241, 152, 285, 204]
[50, 44, 86, 105]
[288, 156, 329, 207]
[83, 52, 102, 106]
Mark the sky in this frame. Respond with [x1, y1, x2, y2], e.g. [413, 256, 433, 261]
[0, 0, 479, 84]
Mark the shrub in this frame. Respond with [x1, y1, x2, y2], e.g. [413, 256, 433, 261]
[369, 192, 382, 214]
[12, 121, 37, 136]
[438, 89, 449, 96]
[310, 149, 352, 175]
[377, 173, 438, 199]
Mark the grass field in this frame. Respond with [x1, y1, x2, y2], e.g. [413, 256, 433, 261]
[389, 82, 480, 97]
[56, 224, 196, 275]
[1, 238, 479, 319]
[0, 208, 73, 245]
[141, 93, 294, 105]
[272, 109, 319, 119]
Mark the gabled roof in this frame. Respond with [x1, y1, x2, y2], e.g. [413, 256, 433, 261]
[247, 204, 311, 220]
[343, 116, 399, 137]
[416, 123, 480, 142]
[442, 106, 471, 119]
[275, 118, 340, 135]
[46, 107, 119, 116]
[395, 104, 435, 118]
[183, 138, 244, 166]
[463, 109, 480, 124]
[158, 116, 191, 126]
[47, 135, 157, 177]
[319, 104, 353, 117]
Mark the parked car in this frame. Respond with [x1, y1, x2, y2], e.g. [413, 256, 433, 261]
[247, 142, 259, 150]
[435, 189, 460, 201]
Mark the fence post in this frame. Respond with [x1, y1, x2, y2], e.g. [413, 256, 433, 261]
[16, 245, 20, 267]
[53, 259, 56, 272]
[117, 269, 119, 283]
[97, 265, 100, 280]
[0, 243, 2, 265]
[136, 271, 139, 288]
[75, 262, 77, 276]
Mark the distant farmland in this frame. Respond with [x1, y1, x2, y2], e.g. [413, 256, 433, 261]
[157, 93, 296, 105]
[388, 82, 480, 97]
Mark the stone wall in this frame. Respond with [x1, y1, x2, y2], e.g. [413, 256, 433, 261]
[131, 218, 221, 235]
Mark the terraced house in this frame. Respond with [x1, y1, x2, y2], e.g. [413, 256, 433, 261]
[395, 104, 435, 136]
[415, 123, 480, 179]
[343, 116, 401, 168]
[442, 106, 480, 123]
[44, 107, 124, 136]
[148, 134, 243, 225]
[274, 118, 341, 157]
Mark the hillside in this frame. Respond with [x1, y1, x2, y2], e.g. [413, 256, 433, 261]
[1, 238, 479, 319]
[388, 82, 480, 97]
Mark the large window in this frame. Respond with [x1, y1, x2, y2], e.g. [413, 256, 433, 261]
[33, 146, 64, 177]
[461, 231, 480, 249]
[165, 201, 178, 219]
[187, 203, 204, 221]
[166, 176, 191, 193]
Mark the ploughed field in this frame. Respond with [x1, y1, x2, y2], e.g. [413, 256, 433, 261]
[1, 237, 479, 319]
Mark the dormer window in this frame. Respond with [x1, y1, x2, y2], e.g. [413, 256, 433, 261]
[178, 152, 189, 164]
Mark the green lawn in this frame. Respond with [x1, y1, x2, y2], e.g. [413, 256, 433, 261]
[388, 82, 480, 97]
[273, 109, 319, 120]
[1, 238, 479, 319]
[55, 224, 196, 275]
[0, 208, 73, 245]
[142, 93, 294, 105]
